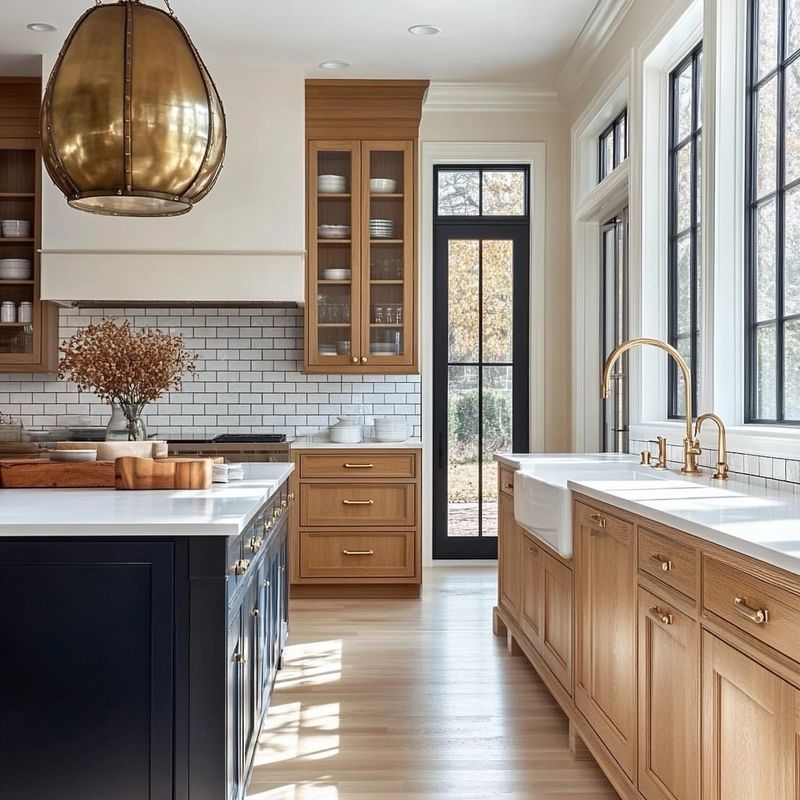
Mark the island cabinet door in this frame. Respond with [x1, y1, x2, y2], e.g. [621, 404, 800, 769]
[0, 540, 174, 800]
[227, 611, 244, 800]
[702, 633, 799, 800]
[540, 551, 573, 695]
[519, 535, 543, 651]
[574, 501, 636, 780]
[637, 587, 699, 800]
[498, 491, 520, 618]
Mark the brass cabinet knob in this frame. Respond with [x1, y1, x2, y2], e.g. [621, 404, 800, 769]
[649, 606, 673, 625]
[287, 492, 295, 502]
[234, 559, 250, 576]
[649, 554, 672, 572]
[589, 513, 607, 529]
[248, 536, 262, 553]
[234, 652, 246, 664]
[281, 499, 288, 509]
[251, 608, 260, 618]
[264, 518, 273, 532]
[351, 356, 359, 363]
[361, 356, 368, 363]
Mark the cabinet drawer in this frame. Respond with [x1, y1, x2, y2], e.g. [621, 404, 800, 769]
[299, 531, 414, 578]
[299, 452, 416, 479]
[499, 466, 515, 496]
[638, 525, 698, 600]
[703, 554, 800, 663]
[300, 483, 415, 527]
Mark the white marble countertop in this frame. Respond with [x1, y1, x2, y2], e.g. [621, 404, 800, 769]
[495, 452, 800, 575]
[0, 462, 294, 537]
[291, 436, 422, 450]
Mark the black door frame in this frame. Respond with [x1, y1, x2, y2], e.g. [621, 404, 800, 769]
[432, 175, 530, 559]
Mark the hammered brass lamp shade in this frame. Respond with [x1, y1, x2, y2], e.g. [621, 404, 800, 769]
[41, 1, 226, 217]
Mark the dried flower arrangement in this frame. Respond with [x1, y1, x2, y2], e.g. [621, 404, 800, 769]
[59, 317, 198, 440]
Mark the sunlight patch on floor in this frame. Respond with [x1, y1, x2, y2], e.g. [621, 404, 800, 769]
[248, 783, 340, 800]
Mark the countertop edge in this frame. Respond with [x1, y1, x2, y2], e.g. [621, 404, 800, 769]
[568, 480, 800, 577]
[291, 439, 423, 450]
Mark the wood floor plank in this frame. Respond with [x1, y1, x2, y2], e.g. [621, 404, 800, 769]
[248, 566, 619, 799]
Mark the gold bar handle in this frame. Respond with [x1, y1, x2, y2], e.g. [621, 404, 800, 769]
[234, 652, 246, 664]
[649, 554, 672, 572]
[648, 606, 673, 625]
[589, 513, 607, 528]
[343, 549, 375, 556]
[343, 499, 374, 505]
[733, 597, 768, 625]
[344, 463, 374, 469]
[234, 559, 250, 576]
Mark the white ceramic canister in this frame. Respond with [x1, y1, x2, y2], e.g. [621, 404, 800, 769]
[17, 301, 32, 323]
[1, 301, 16, 323]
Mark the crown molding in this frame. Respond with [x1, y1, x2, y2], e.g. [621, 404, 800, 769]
[423, 81, 563, 112]
[556, 0, 636, 103]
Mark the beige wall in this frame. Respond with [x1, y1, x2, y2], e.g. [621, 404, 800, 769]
[420, 109, 572, 451]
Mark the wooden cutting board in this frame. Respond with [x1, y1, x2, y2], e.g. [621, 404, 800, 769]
[0, 459, 116, 488]
[115, 456, 217, 490]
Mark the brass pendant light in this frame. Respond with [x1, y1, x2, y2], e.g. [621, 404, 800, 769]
[41, 0, 226, 217]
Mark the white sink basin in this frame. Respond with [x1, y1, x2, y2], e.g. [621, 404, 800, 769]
[512, 456, 673, 558]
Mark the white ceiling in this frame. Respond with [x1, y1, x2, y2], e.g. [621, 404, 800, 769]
[1, 0, 598, 85]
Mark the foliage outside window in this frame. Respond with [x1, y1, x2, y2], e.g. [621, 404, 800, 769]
[668, 44, 703, 419]
[746, 0, 800, 422]
[598, 109, 628, 182]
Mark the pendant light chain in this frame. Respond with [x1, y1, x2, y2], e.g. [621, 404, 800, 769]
[163, 0, 175, 15]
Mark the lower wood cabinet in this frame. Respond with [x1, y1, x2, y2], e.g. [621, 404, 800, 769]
[541, 550, 573, 693]
[702, 632, 800, 800]
[575, 500, 637, 779]
[498, 491, 521, 617]
[637, 586, 699, 800]
[519, 532, 542, 650]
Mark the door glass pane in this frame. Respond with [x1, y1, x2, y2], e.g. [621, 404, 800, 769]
[481, 239, 513, 362]
[316, 149, 353, 359]
[758, 0, 780, 79]
[785, 320, 800, 418]
[482, 366, 513, 538]
[788, 0, 800, 57]
[756, 324, 777, 419]
[756, 77, 778, 199]
[676, 143, 692, 232]
[447, 365, 479, 537]
[786, 61, 800, 184]
[437, 170, 480, 216]
[756, 199, 777, 321]
[448, 240, 479, 362]
[482, 171, 525, 216]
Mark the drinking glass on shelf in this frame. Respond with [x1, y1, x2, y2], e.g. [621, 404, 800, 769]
[374, 306, 384, 324]
[394, 305, 403, 324]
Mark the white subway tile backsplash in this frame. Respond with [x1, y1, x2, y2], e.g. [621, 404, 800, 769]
[0, 307, 422, 440]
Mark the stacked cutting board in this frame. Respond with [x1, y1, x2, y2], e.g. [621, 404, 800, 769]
[0, 442, 222, 490]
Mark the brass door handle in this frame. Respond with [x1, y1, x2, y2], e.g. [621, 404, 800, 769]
[248, 536, 262, 553]
[234, 652, 246, 664]
[344, 463, 374, 469]
[589, 513, 607, 528]
[351, 356, 359, 363]
[648, 606, 673, 625]
[343, 499, 374, 505]
[234, 559, 250, 576]
[343, 549, 374, 556]
[252, 608, 260, 618]
[733, 597, 768, 625]
[361, 356, 368, 363]
[287, 492, 295, 501]
[649, 554, 672, 572]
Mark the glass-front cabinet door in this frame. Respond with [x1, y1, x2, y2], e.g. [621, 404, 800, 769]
[360, 141, 414, 369]
[307, 141, 361, 368]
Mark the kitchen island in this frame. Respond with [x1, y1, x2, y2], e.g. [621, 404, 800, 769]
[0, 462, 293, 800]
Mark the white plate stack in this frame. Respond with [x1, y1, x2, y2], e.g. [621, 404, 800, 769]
[318, 344, 338, 356]
[369, 218, 395, 239]
[318, 224, 351, 239]
[0, 259, 33, 280]
[318, 174, 347, 194]
[370, 178, 397, 193]
[1, 220, 32, 238]
[373, 417, 409, 442]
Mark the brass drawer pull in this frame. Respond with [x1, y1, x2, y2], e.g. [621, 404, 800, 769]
[503, 482, 514, 490]
[343, 549, 375, 556]
[251, 607, 260, 618]
[648, 606, 673, 625]
[344, 463, 374, 469]
[248, 536, 263, 553]
[234, 559, 250, 576]
[528, 546, 536, 554]
[287, 492, 295, 501]
[234, 652, 246, 664]
[589, 513, 607, 528]
[649, 554, 672, 572]
[733, 597, 768, 625]
[343, 499, 374, 505]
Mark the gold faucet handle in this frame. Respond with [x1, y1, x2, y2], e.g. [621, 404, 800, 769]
[648, 436, 669, 469]
[640, 449, 652, 466]
[713, 461, 729, 481]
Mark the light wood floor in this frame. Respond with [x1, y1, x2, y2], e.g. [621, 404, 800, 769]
[248, 567, 618, 800]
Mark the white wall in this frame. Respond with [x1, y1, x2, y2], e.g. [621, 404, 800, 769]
[40, 59, 306, 303]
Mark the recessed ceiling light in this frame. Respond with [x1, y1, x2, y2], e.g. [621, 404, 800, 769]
[319, 60, 351, 70]
[408, 24, 441, 36]
[27, 22, 57, 32]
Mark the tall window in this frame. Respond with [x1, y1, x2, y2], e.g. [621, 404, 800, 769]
[668, 44, 703, 418]
[598, 109, 628, 181]
[747, 0, 800, 423]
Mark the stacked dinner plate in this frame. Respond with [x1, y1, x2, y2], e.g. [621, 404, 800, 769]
[318, 174, 347, 194]
[318, 224, 351, 239]
[369, 218, 395, 239]
[1, 219, 31, 238]
[0, 258, 33, 280]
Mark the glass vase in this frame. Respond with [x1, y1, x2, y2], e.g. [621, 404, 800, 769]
[105, 402, 148, 441]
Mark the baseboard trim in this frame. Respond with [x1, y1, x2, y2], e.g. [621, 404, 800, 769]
[291, 583, 421, 599]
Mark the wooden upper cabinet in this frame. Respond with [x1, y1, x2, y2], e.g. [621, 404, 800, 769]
[574, 500, 637, 779]
[304, 81, 427, 374]
[702, 632, 799, 800]
[0, 78, 58, 374]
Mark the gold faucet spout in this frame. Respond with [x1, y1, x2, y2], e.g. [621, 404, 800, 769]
[695, 412, 729, 480]
[601, 337, 700, 474]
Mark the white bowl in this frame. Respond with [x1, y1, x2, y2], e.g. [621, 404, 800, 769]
[1, 220, 31, 238]
[330, 425, 363, 444]
[50, 449, 97, 463]
[322, 268, 351, 280]
[318, 175, 347, 193]
[370, 178, 398, 193]
[318, 225, 351, 239]
[0, 259, 33, 280]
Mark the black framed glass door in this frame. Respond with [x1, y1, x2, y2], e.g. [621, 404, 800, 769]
[432, 166, 530, 559]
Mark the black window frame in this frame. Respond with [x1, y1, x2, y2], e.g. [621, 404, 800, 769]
[598, 108, 629, 182]
[434, 165, 530, 220]
[667, 43, 703, 420]
[745, 0, 800, 424]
